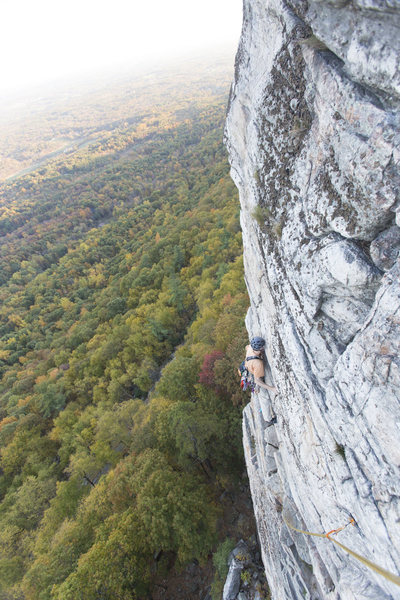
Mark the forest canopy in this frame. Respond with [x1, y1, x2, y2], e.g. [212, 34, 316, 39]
[0, 59, 250, 600]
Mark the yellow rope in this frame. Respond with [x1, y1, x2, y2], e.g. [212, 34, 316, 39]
[283, 515, 400, 587]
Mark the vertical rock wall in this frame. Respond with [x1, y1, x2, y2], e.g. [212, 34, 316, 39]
[225, 1, 400, 599]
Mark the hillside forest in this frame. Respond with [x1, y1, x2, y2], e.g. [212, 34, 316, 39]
[0, 57, 253, 599]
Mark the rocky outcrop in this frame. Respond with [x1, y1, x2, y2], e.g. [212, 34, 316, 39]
[225, 1, 400, 599]
[222, 539, 269, 600]
[223, 540, 251, 600]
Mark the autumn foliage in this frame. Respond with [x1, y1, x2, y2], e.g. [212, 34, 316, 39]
[199, 350, 224, 387]
[0, 62, 249, 599]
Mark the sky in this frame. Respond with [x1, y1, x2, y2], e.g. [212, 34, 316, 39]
[1, 0, 243, 94]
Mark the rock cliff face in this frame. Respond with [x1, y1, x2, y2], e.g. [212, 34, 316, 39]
[225, 1, 400, 599]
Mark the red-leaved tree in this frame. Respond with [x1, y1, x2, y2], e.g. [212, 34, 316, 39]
[199, 350, 224, 388]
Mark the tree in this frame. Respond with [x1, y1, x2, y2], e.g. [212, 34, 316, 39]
[33, 380, 66, 418]
[154, 353, 199, 402]
[133, 449, 218, 563]
[199, 350, 224, 387]
[51, 511, 150, 600]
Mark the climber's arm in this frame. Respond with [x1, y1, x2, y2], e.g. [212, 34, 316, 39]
[254, 377, 276, 392]
[252, 359, 276, 392]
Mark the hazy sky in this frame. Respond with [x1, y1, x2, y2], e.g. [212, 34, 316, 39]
[1, 0, 243, 93]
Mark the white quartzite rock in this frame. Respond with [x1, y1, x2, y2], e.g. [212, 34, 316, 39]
[225, 0, 400, 598]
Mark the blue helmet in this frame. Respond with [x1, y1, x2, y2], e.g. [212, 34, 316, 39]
[250, 336, 265, 351]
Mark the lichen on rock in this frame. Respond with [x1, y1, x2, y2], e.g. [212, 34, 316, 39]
[225, 0, 400, 598]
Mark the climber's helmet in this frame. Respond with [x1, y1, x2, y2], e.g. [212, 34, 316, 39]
[250, 337, 266, 351]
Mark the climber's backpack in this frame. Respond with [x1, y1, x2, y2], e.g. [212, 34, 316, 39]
[239, 356, 261, 392]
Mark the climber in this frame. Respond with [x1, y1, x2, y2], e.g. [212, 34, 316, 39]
[244, 336, 276, 393]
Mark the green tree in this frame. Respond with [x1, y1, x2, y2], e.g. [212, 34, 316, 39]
[154, 353, 200, 402]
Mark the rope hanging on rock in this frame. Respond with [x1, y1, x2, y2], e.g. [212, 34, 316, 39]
[283, 515, 400, 588]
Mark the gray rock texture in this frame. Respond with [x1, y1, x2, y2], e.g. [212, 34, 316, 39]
[225, 0, 400, 599]
[222, 537, 269, 600]
[223, 541, 251, 600]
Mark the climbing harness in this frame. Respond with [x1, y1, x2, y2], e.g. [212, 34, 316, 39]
[239, 356, 264, 393]
[239, 365, 255, 392]
[283, 515, 400, 587]
[239, 359, 255, 392]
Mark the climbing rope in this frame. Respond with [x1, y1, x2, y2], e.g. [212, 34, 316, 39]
[283, 515, 400, 588]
